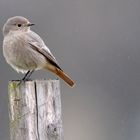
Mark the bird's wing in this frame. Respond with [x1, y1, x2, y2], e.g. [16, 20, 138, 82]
[26, 31, 62, 70]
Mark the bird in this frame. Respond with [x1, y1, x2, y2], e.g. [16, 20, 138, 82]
[2, 16, 75, 87]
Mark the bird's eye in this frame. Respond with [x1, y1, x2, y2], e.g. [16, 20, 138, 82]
[17, 24, 22, 27]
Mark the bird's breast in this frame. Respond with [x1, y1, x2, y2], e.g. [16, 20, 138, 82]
[3, 34, 38, 73]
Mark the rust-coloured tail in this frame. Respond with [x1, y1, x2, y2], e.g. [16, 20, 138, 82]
[55, 68, 75, 87]
[44, 64, 75, 87]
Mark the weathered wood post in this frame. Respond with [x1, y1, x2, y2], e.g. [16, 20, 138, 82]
[8, 80, 63, 140]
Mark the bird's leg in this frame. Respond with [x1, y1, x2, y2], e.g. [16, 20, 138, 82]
[22, 70, 34, 81]
[22, 70, 31, 81]
[17, 70, 30, 86]
[24, 70, 34, 81]
[18, 70, 34, 86]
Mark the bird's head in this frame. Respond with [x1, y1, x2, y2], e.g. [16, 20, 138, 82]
[3, 16, 35, 36]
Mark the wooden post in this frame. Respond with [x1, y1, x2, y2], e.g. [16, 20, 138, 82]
[8, 80, 63, 140]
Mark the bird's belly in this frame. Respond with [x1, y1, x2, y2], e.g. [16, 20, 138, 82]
[3, 42, 38, 73]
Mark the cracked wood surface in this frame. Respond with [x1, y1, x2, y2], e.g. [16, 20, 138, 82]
[8, 80, 63, 140]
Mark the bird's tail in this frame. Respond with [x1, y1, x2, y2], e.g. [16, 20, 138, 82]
[55, 68, 75, 87]
[44, 64, 75, 87]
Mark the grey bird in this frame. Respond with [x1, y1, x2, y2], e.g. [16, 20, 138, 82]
[2, 16, 75, 87]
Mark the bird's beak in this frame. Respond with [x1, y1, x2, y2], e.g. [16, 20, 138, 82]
[27, 23, 35, 27]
